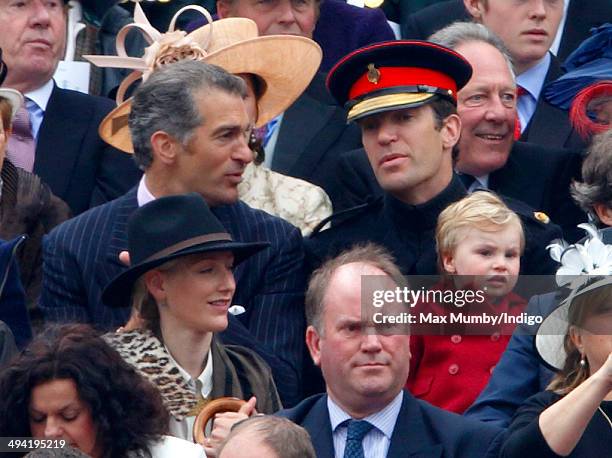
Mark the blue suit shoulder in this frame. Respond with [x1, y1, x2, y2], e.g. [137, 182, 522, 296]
[46, 189, 129, 242]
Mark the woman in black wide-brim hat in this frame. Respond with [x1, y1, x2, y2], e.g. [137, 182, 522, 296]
[102, 193, 281, 443]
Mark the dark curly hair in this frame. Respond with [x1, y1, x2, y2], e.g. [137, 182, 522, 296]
[0, 324, 169, 458]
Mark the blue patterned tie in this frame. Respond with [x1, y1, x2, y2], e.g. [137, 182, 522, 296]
[343, 419, 374, 458]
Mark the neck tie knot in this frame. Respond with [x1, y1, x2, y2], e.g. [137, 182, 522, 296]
[346, 419, 373, 440]
[342, 419, 374, 458]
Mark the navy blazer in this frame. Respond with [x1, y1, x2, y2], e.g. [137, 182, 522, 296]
[278, 391, 504, 458]
[465, 292, 558, 428]
[39, 188, 307, 406]
[271, 72, 362, 210]
[35, 85, 141, 215]
[314, 0, 395, 72]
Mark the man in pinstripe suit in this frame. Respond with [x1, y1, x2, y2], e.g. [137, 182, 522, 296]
[39, 61, 307, 407]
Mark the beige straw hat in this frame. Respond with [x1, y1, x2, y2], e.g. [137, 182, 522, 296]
[85, 4, 321, 154]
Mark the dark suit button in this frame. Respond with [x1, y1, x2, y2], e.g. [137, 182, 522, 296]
[448, 364, 459, 375]
[450, 335, 461, 344]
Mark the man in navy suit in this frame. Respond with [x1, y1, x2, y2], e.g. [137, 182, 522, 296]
[278, 244, 503, 457]
[40, 61, 306, 407]
[0, 0, 141, 215]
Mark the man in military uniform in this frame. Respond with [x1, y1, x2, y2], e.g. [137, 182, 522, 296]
[307, 40, 561, 276]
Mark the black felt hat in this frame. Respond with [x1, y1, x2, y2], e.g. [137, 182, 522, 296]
[327, 40, 472, 122]
[102, 193, 269, 308]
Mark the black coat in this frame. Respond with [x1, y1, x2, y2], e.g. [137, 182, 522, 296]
[35, 85, 141, 214]
[335, 142, 585, 241]
[306, 175, 562, 276]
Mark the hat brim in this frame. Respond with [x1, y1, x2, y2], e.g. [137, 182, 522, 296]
[0, 88, 23, 121]
[102, 239, 269, 308]
[534, 297, 570, 371]
[535, 276, 612, 371]
[347, 92, 436, 122]
[99, 35, 321, 154]
[205, 35, 321, 127]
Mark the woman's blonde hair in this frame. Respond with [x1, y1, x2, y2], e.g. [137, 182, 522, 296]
[130, 258, 183, 332]
[548, 283, 612, 395]
[435, 191, 525, 272]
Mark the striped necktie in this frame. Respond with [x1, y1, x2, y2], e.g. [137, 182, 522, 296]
[7, 105, 35, 172]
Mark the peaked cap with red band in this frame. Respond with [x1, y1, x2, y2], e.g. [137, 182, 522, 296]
[327, 40, 472, 122]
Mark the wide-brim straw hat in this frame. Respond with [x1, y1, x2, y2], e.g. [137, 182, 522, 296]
[86, 5, 321, 154]
[102, 193, 269, 308]
[0, 48, 24, 122]
[0, 88, 23, 122]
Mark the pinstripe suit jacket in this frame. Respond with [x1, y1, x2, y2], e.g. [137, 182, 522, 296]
[39, 187, 306, 406]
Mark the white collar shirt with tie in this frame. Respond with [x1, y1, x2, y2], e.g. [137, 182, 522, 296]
[328, 391, 403, 458]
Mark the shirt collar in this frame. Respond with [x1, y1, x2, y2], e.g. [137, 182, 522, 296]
[474, 174, 489, 190]
[165, 345, 214, 399]
[25, 79, 54, 112]
[327, 391, 403, 440]
[137, 175, 157, 207]
[516, 53, 550, 102]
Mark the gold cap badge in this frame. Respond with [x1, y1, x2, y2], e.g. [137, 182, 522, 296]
[367, 64, 381, 84]
[534, 212, 550, 224]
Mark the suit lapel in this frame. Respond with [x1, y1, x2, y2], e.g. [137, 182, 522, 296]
[104, 188, 138, 267]
[34, 85, 93, 199]
[387, 392, 443, 458]
[302, 395, 335, 458]
[521, 57, 572, 148]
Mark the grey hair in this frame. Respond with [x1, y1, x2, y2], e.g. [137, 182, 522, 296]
[129, 60, 247, 170]
[429, 21, 515, 79]
[219, 416, 316, 458]
[571, 130, 612, 222]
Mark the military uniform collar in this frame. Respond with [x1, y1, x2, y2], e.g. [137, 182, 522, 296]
[383, 175, 466, 232]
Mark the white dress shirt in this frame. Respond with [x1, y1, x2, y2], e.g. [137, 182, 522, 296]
[166, 347, 214, 441]
[328, 391, 403, 458]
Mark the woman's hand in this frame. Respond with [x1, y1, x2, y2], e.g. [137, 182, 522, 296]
[203, 396, 258, 457]
[593, 351, 612, 392]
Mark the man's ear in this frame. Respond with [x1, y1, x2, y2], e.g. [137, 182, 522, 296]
[441, 114, 461, 150]
[150, 130, 180, 165]
[217, 0, 231, 19]
[305, 325, 322, 367]
[463, 0, 485, 20]
[593, 203, 612, 227]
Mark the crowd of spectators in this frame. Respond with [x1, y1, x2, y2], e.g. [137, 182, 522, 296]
[0, 0, 611, 457]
